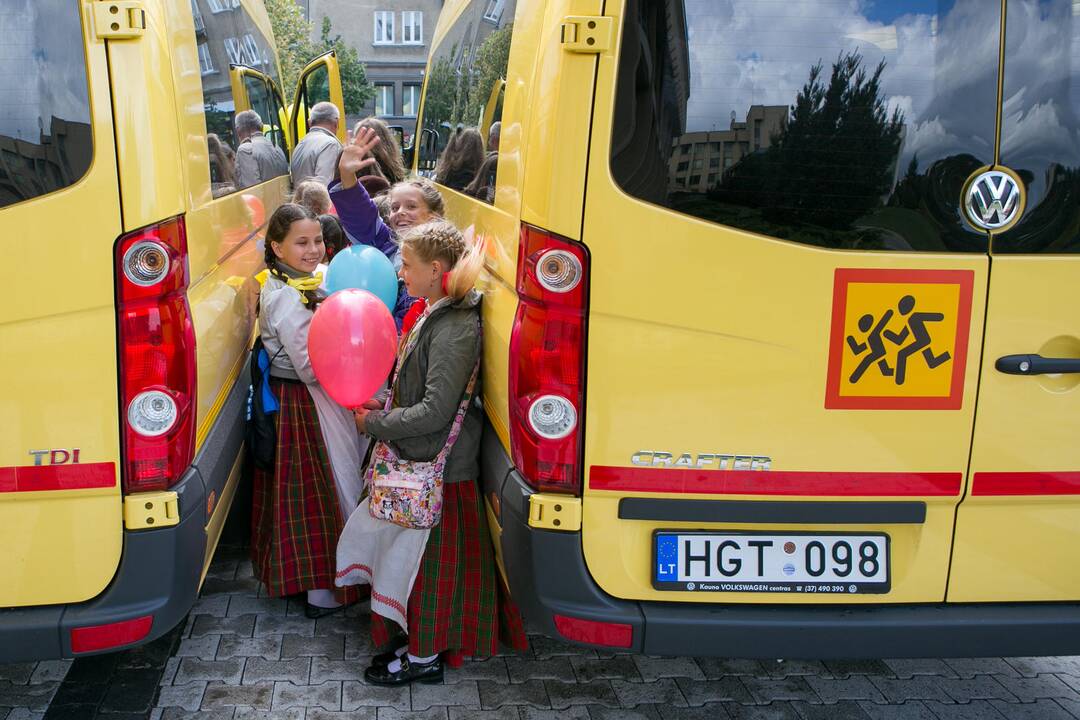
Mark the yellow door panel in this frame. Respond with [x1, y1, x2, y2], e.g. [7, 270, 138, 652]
[289, 52, 347, 146]
[0, 1, 124, 606]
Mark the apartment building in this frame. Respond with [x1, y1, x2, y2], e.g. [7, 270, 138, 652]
[670, 105, 787, 193]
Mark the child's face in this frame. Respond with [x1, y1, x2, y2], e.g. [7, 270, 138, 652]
[271, 218, 324, 274]
[399, 244, 443, 299]
[389, 186, 436, 232]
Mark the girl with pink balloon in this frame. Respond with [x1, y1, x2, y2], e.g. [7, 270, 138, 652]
[250, 203, 380, 620]
[335, 218, 528, 687]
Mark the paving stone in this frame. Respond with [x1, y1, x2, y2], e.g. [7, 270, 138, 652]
[520, 708, 590, 720]
[177, 638, 223, 661]
[410, 680, 481, 711]
[612, 678, 687, 707]
[206, 559, 239, 580]
[506, 657, 575, 684]
[375, 709, 448, 720]
[241, 658, 310, 685]
[181, 615, 198, 639]
[345, 633, 379, 660]
[988, 698, 1074, 719]
[7, 710, 45, 720]
[280, 635, 344, 660]
[1057, 697, 1080, 719]
[919, 700, 1006, 719]
[201, 576, 261, 597]
[161, 709, 237, 720]
[571, 656, 642, 683]
[28, 662, 71, 685]
[270, 681, 341, 711]
[307, 710, 375, 720]
[254, 617, 315, 639]
[64, 654, 119, 684]
[161, 658, 182, 686]
[309, 658, 365, 683]
[790, 701, 874, 720]
[762, 661, 831, 679]
[341, 682, 410, 711]
[544, 679, 619, 709]
[233, 710, 305, 720]
[805, 676, 886, 704]
[868, 677, 954, 704]
[312, 617, 360, 637]
[0, 665, 35, 685]
[478, 680, 549, 710]
[935, 676, 1018, 704]
[635, 657, 706, 682]
[157, 683, 208, 711]
[823, 661, 893, 679]
[217, 638, 282, 661]
[235, 560, 254, 579]
[447, 709, 518, 720]
[101, 669, 165, 713]
[201, 683, 274, 710]
[942, 659, 1019, 679]
[724, 702, 801, 719]
[658, 704, 735, 720]
[742, 677, 822, 704]
[1006, 657, 1080, 678]
[0, 682, 59, 711]
[192, 596, 231, 618]
[528, 636, 598, 660]
[228, 597, 288, 618]
[676, 677, 755, 706]
[191, 616, 257, 639]
[444, 659, 509, 685]
[694, 659, 767, 679]
[994, 674, 1080, 701]
[589, 705, 661, 720]
[882, 661, 957, 680]
[856, 702, 937, 720]
[175, 659, 245, 686]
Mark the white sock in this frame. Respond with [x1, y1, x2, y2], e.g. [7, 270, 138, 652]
[306, 589, 342, 609]
[386, 652, 437, 673]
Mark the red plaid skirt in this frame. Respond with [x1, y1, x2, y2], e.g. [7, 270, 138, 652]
[251, 380, 358, 603]
[370, 479, 529, 663]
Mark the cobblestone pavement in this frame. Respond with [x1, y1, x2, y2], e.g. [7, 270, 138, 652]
[7, 546, 1080, 720]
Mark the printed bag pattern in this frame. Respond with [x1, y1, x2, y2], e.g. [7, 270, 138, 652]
[366, 313, 480, 529]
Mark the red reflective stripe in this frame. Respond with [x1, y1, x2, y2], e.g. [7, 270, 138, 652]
[70, 616, 153, 653]
[553, 614, 633, 648]
[589, 466, 962, 496]
[0, 463, 116, 493]
[972, 472, 1080, 496]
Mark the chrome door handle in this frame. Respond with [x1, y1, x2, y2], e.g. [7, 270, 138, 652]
[995, 354, 1080, 375]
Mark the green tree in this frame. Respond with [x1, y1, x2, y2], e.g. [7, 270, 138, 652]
[463, 25, 513, 124]
[318, 17, 374, 115]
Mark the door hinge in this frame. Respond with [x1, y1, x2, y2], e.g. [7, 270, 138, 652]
[124, 491, 179, 530]
[560, 16, 612, 54]
[528, 493, 582, 531]
[94, 1, 147, 40]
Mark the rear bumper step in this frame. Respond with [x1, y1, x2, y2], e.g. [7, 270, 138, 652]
[481, 421, 1080, 659]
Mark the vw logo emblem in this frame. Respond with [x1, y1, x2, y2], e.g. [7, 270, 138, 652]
[963, 169, 1024, 231]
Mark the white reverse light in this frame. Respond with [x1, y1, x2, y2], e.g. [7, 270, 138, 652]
[535, 249, 582, 293]
[528, 394, 577, 440]
[123, 241, 170, 286]
[128, 390, 178, 437]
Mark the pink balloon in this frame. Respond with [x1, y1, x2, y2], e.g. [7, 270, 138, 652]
[308, 289, 397, 408]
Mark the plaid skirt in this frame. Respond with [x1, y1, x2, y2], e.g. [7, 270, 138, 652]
[251, 380, 359, 603]
[370, 479, 529, 663]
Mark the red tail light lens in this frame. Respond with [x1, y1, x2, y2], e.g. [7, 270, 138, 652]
[116, 217, 197, 493]
[509, 225, 589, 494]
[71, 616, 154, 653]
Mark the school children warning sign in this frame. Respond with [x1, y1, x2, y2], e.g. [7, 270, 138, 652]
[825, 268, 974, 410]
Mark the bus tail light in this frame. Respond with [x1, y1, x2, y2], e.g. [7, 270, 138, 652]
[509, 225, 589, 495]
[115, 217, 196, 494]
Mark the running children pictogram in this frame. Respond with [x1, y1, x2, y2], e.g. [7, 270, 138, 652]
[825, 269, 975, 410]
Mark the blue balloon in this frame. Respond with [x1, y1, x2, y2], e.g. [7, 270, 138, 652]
[325, 245, 398, 312]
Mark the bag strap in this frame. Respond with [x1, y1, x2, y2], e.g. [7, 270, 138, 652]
[432, 342, 481, 466]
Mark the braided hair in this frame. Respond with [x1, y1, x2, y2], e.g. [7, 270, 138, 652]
[400, 219, 485, 301]
[264, 203, 323, 309]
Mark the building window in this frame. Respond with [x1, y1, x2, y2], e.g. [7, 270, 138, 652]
[402, 84, 420, 116]
[711, 142, 721, 151]
[709, 157, 720, 168]
[402, 11, 423, 44]
[754, 119, 763, 149]
[676, 161, 689, 172]
[483, 0, 506, 23]
[689, 175, 701, 186]
[374, 84, 395, 116]
[374, 11, 394, 44]
[223, 37, 244, 65]
[692, 159, 703, 170]
[191, 0, 205, 32]
[206, 0, 237, 13]
[242, 33, 263, 65]
[198, 42, 215, 74]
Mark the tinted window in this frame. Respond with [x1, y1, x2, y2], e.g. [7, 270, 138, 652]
[611, 0, 1000, 253]
[193, 0, 284, 198]
[993, 0, 1080, 254]
[417, 0, 515, 204]
[0, 2, 93, 210]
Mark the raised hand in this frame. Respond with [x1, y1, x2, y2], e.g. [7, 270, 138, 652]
[338, 126, 381, 189]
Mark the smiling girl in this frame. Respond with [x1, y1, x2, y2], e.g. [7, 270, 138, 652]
[252, 203, 365, 619]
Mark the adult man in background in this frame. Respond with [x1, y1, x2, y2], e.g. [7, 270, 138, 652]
[234, 110, 288, 189]
[290, 102, 342, 185]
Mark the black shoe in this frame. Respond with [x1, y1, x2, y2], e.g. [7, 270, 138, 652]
[364, 656, 443, 686]
[371, 644, 407, 668]
[304, 601, 345, 619]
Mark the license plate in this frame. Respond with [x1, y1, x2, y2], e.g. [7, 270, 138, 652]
[653, 531, 890, 594]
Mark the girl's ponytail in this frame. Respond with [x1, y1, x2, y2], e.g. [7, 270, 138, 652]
[445, 235, 486, 301]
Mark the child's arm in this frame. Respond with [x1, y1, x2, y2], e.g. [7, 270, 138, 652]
[364, 321, 478, 441]
[328, 181, 398, 260]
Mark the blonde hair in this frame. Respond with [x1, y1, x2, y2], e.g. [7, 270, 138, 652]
[292, 180, 331, 215]
[391, 177, 445, 217]
[400, 219, 485, 301]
